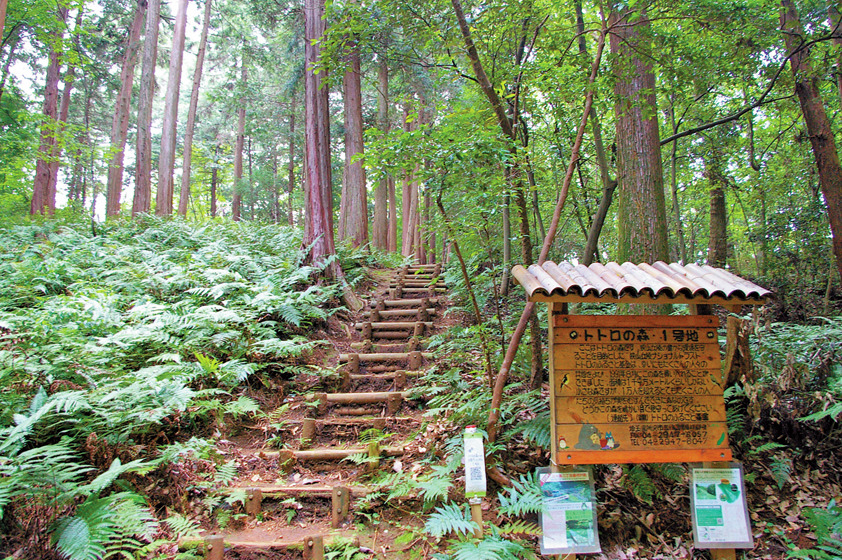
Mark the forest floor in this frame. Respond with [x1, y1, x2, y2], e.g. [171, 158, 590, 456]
[180, 266, 842, 560]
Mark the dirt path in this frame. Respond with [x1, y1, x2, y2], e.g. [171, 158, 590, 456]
[205, 264, 447, 559]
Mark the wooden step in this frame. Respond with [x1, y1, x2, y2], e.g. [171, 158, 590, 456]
[379, 298, 439, 307]
[354, 321, 434, 330]
[283, 416, 421, 426]
[348, 340, 425, 352]
[325, 391, 411, 404]
[256, 446, 405, 461]
[363, 308, 436, 319]
[338, 352, 433, 362]
[228, 483, 371, 498]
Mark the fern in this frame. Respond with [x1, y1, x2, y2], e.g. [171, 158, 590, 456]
[164, 513, 203, 541]
[497, 472, 544, 517]
[449, 532, 535, 560]
[417, 465, 455, 505]
[52, 492, 157, 560]
[215, 461, 239, 486]
[625, 464, 657, 504]
[507, 413, 550, 449]
[770, 452, 793, 489]
[425, 503, 478, 538]
[497, 520, 541, 537]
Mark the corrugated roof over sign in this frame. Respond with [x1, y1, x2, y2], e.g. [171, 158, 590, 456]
[512, 261, 772, 303]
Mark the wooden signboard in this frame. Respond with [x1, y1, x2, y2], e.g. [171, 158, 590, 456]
[551, 314, 732, 465]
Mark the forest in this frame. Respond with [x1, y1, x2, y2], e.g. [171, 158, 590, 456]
[1, 0, 842, 558]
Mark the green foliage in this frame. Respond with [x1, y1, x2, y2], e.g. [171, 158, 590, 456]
[425, 503, 479, 538]
[0, 219, 342, 558]
[624, 465, 657, 504]
[788, 500, 842, 559]
[497, 472, 544, 518]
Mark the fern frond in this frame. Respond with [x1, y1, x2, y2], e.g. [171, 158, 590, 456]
[425, 503, 477, 538]
[497, 519, 541, 537]
[215, 461, 239, 486]
[498, 472, 543, 517]
[625, 465, 656, 504]
[164, 513, 203, 540]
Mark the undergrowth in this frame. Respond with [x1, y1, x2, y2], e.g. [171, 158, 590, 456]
[0, 217, 357, 559]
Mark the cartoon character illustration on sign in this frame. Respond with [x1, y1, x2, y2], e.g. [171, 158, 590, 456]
[574, 424, 602, 450]
[574, 424, 620, 450]
[558, 436, 568, 450]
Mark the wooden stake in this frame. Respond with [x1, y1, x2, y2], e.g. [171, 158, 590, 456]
[245, 487, 262, 515]
[303, 535, 325, 560]
[314, 392, 328, 416]
[204, 535, 224, 560]
[711, 551, 737, 560]
[386, 392, 402, 415]
[331, 486, 350, 528]
[469, 499, 483, 538]
[301, 417, 316, 448]
[367, 441, 380, 473]
[277, 449, 296, 473]
[409, 350, 423, 370]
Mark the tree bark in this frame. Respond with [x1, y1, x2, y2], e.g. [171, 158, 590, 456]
[610, 2, 668, 264]
[232, 54, 246, 221]
[303, 0, 336, 267]
[179, 0, 211, 217]
[156, 0, 188, 216]
[210, 144, 218, 218]
[340, 32, 368, 247]
[133, 0, 161, 216]
[782, 0, 842, 281]
[31, 5, 68, 216]
[288, 98, 296, 226]
[388, 175, 397, 252]
[106, 0, 145, 218]
[705, 145, 728, 268]
[373, 55, 389, 250]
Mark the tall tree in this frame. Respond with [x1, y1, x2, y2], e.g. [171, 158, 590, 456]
[372, 55, 389, 249]
[232, 52, 246, 221]
[178, 0, 212, 216]
[287, 97, 296, 226]
[156, 0, 189, 215]
[339, 22, 367, 247]
[609, 1, 668, 264]
[46, 8, 83, 213]
[30, 4, 69, 216]
[133, 0, 161, 215]
[106, 0, 146, 218]
[303, 0, 335, 266]
[781, 0, 842, 281]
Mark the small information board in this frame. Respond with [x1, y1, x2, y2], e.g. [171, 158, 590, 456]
[464, 427, 487, 499]
[551, 315, 732, 465]
[538, 467, 601, 555]
[690, 463, 754, 548]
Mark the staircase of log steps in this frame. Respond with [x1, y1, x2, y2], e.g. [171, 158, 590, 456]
[207, 264, 447, 559]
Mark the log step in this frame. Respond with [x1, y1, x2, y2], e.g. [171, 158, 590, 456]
[363, 308, 436, 319]
[257, 447, 405, 461]
[227, 484, 372, 498]
[325, 391, 410, 404]
[354, 321, 434, 330]
[379, 298, 439, 307]
[338, 352, 433, 362]
[348, 341, 425, 352]
[283, 416, 421, 426]
[349, 370, 422, 380]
